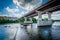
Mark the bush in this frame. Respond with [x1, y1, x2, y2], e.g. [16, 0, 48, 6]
[42, 18, 48, 21]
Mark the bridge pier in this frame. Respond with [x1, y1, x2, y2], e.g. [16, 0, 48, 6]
[22, 17, 33, 28]
[36, 11, 42, 26]
[36, 11, 52, 27]
[47, 12, 51, 20]
[47, 12, 52, 25]
[24, 17, 27, 23]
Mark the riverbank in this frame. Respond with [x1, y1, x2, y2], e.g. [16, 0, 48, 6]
[0, 18, 60, 24]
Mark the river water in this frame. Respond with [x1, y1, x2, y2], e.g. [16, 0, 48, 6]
[0, 22, 60, 40]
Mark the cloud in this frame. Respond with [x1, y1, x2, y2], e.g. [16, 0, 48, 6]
[13, 0, 27, 10]
[18, 11, 29, 18]
[6, 7, 19, 13]
[51, 11, 60, 20]
[8, 11, 28, 18]
[13, 0, 42, 10]
[5, 6, 29, 18]
[5, 6, 20, 17]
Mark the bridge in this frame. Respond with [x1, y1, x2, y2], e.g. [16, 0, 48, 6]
[20, 0, 60, 27]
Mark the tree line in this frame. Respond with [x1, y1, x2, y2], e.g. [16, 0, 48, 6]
[0, 17, 60, 24]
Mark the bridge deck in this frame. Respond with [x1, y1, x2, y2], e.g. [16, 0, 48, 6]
[21, 0, 60, 18]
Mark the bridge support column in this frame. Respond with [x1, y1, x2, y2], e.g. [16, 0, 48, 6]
[36, 11, 42, 26]
[24, 17, 27, 22]
[47, 12, 51, 20]
[24, 17, 27, 28]
[30, 17, 32, 22]
[29, 17, 33, 28]
[46, 12, 52, 26]
[23, 17, 33, 28]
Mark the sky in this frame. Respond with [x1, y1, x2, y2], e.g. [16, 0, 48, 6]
[0, 0, 49, 17]
[0, 0, 60, 20]
[0, 0, 29, 18]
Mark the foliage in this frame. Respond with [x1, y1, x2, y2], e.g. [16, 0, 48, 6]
[42, 18, 48, 21]
[52, 20, 60, 23]
[32, 18, 37, 23]
[0, 17, 60, 24]
[19, 18, 24, 24]
[19, 18, 37, 23]
[0, 18, 19, 24]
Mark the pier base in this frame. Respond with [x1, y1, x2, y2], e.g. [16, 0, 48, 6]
[38, 25, 52, 27]
[21, 23, 33, 29]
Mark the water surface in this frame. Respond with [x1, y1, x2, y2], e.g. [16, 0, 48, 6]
[0, 22, 60, 40]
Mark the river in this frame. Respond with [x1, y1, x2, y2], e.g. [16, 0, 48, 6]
[0, 22, 60, 40]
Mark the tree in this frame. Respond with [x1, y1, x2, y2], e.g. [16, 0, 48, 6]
[32, 18, 37, 23]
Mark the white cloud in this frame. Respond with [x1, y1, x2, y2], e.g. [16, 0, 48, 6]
[13, 0, 42, 10]
[13, 0, 28, 10]
[6, 7, 19, 13]
[51, 11, 60, 20]
[5, 6, 29, 18]
[12, 0, 42, 18]
[19, 11, 29, 18]
[5, 7, 20, 17]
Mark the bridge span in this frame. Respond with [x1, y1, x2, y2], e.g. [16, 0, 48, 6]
[20, 0, 60, 27]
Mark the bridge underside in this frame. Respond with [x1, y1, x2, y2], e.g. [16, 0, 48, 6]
[21, 0, 60, 18]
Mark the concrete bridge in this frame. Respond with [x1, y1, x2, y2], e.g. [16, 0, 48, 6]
[20, 0, 60, 27]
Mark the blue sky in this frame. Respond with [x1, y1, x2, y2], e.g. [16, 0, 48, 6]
[0, 0, 49, 17]
[0, 0, 29, 17]
[0, 0, 60, 20]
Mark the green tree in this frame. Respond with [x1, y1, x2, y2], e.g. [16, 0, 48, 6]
[42, 18, 48, 21]
[32, 18, 37, 23]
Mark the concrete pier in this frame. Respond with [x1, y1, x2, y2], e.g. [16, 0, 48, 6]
[22, 17, 33, 28]
[36, 11, 52, 27]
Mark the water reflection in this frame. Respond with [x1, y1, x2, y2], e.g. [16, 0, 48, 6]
[52, 22, 60, 40]
[0, 22, 60, 40]
[38, 27, 52, 40]
[0, 23, 19, 40]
